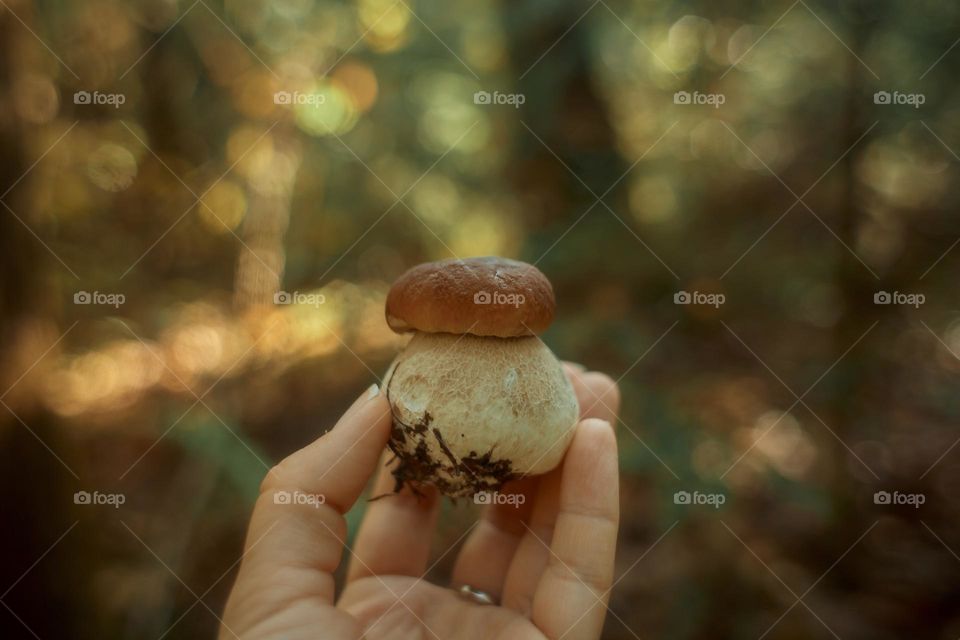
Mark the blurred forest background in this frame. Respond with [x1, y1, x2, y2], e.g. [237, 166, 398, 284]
[1, 0, 959, 638]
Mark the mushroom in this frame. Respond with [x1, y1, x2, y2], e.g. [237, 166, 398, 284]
[382, 256, 579, 497]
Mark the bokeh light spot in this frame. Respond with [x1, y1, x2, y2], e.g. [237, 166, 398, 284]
[199, 180, 248, 233]
[87, 143, 138, 192]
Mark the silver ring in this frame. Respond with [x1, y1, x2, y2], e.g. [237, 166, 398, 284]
[457, 584, 497, 606]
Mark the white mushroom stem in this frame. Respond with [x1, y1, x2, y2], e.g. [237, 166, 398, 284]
[383, 331, 579, 496]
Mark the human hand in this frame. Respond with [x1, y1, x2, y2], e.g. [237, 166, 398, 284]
[220, 363, 620, 640]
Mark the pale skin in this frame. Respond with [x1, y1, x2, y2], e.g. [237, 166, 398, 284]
[220, 363, 621, 640]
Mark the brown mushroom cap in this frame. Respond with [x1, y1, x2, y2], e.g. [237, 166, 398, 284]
[385, 256, 556, 337]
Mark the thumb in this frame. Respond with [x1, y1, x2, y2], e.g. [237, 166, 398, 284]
[223, 385, 392, 618]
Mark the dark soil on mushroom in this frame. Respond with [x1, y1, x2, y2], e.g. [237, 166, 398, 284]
[385, 411, 516, 498]
[383, 359, 516, 498]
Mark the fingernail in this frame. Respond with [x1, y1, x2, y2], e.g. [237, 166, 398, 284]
[582, 417, 612, 431]
[343, 384, 381, 419]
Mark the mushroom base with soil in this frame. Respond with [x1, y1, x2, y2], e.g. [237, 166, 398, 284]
[383, 332, 579, 497]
